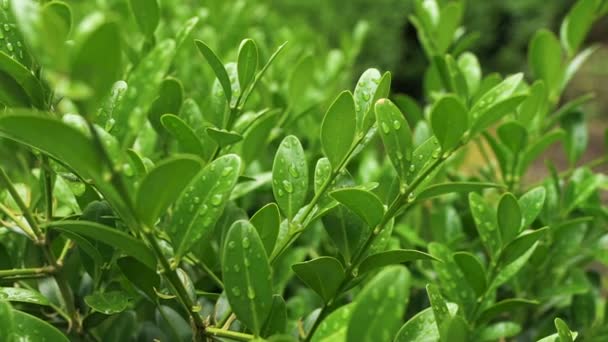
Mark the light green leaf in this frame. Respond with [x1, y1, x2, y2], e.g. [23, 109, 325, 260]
[358, 249, 439, 275]
[529, 30, 563, 99]
[457, 52, 481, 95]
[560, 0, 599, 56]
[196, 40, 231, 104]
[292, 257, 344, 303]
[237, 39, 258, 91]
[0, 51, 45, 108]
[497, 193, 522, 244]
[417, 182, 504, 201]
[49, 220, 156, 270]
[477, 321, 522, 341]
[517, 80, 548, 127]
[555, 318, 575, 342]
[311, 304, 354, 342]
[330, 188, 384, 227]
[498, 228, 548, 267]
[135, 155, 202, 227]
[469, 192, 501, 258]
[407, 136, 442, 185]
[206, 127, 243, 148]
[426, 284, 450, 331]
[128, 0, 159, 38]
[250, 203, 280, 255]
[241, 111, 278, 164]
[375, 98, 414, 181]
[12, 310, 69, 341]
[0, 301, 14, 340]
[321, 91, 356, 169]
[347, 266, 410, 342]
[272, 135, 308, 220]
[489, 242, 538, 292]
[85, 291, 130, 315]
[222, 220, 273, 335]
[478, 299, 538, 324]
[354, 68, 381, 131]
[161, 114, 206, 157]
[453, 252, 486, 296]
[0, 287, 49, 306]
[170, 154, 241, 260]
[518, 187, 546, 228]
[497, 121, 528, 154]
[394, 303, 458, 342]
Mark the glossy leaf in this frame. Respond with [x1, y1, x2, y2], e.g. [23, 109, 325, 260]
[195, 40, 232, 104]
[161, 114, 206, 157]
[222, 220, 273, 335]
[477, 322, 522, 341]
[0, 52, 44, 108]
[498, 228, 548, 267]
[417, 182, 504, 201]
[49, 220, 157, 270]
[206, 127, 243, 147]
[250, 203, 281, 255]
[478, 299, 538, 324]
[170, 154, 241, 260]
[431, 96, 468, 152]
[135, 155, 202, 227]
[128, 0, 159, 38]
[497, 121, 528, 154]
[457, 52, 481, 95]
[347, 266, 410, 342]
[394, 304, 458, 342]
[469, 192, 501, 258]
[453, 252, 486, 296]
[117, 257, 159, 301]
[428, 243, 477, 311]
[375, 98, 413, 181]
[85, 291, 130, 315]
[292, 257, 344, 303]
[321, 91, 356, 169]
[518, 187, 546, 228]
[237, 39, 258, 90]
[148, 77, 184, 132]
[311, 304, 354, 342]
[560, 0, 599, 56]
[426, 283, 450, 330]
[358, 249, 439, 275]
[529, 30, 563, 99]
[330, 188, 384, 227]
[272, 135, 308, 220]
[0, 287, 50, 306]
[497, 193, 522, 243]
[12, 310, 69, 341]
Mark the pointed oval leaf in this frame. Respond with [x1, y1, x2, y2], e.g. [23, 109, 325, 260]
[292, 257, 344, 303]
[354, 68, 381, 131]
[426, 283, 450, 332]
[195, 40, 231, 104]
[222, 220, 273, 335]
[417, 182, 505, 201]
[457, 52, 481, 95]
[0, 288, 49, 306]
[135, 155, 202, 227]
[128, 0, 159, 38]
[477, 322, 522, 341]
[347, 266, 410, 342]
[394, 303, 458, 342]
[375, 98, 414, 180]
[261, 295, 288, 338]
[85, 291, 130, 315]
[117, 257, 159, 302]
[478, 298, 538, 324]
[469, 193, 501, 258]
[453, 252, 487, 296]
[497, 193, 522, 243]
[428, 242, 477, 310]
[0, 52, 45, 108]
[497, 121, 528, 154]
[237, 39, 258, 90]
[170, 154, 241, 260]
[330, 188, 384, 227]
[518, 187, 546, 228]
[359, 249, 439, 275]
[560, 0, 599, 56]
[250, 203, 280, 255]
[321, 91, 356, 169]
[49, 221, 156, 270]
[272, 135, 308, 220]
[498, 228, 548, 267]
[311, 303, 354, 342]
[161, 114, 206, 156]
[470, 73, 524, 128]
[149, 77, 184, 132]
[206, 127, 243, 147]
[529, 30, 563, 99]
[555, 318, 575, 342]
[12, 310, 69, 342]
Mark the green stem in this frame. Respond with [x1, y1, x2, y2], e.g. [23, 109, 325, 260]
[0, 203, 38, 240]
[205, 327, 254, 341]
[0, 168, 44, 239]
[41, 155, 54, 223]
[0, 266, 53, 278]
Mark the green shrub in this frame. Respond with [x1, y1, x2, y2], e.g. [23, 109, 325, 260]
[0, 0, 607, 341]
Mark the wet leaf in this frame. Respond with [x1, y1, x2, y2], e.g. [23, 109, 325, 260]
[272, 135, 308, 220]
[292, 257, 344, 303]
[321, 91, 356, 169]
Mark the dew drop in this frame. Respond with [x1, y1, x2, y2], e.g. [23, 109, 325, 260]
[409, 164, 415, 172]
[381, 122, 390, 134]
[407, 192, 416, 202]
[277, 188, 284, 197]
[231, 286, 241, 296]
[6, 42, 13, 52]
[288, 164, 300, 178]
[194, 196, 200, 204]
[211, 194, 222, 206]
[222, 166, 233, 176]
[392, 120, 401, 130]
[228, 241, 236, 249]
[242, 237, 250, 249]
[233, 265, 240, 272]
[432, 148, 441, 159]
[282, 180, 294, 193]
[3, 24, 9, 32]
[247, 286, 256, 299]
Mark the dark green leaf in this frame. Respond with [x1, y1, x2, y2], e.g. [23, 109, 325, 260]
[195, 40, 232, 104]
[292, 257, 344, 303]
[498, 227, 548, 267]
[497, 193, 522, 243]
[135, 155, 202, 227]
[375, 98, 414, 181]
[128, 0, 159, 38]
[250, 203, 280, 255]
[161, 114, 206, 157]
[311, 303, 354, 342]
[222, 220, 273, 335]
[85, 291, 130, 315]
[149, 77, 184, 132]
[117, 257, 159, 302]
[453, 252, 486, 296]
[12, 310, 69, 341]
[561, 111, 587, 165]
[478, 299, 538, 324]
[321, 91, 356, 169]
[417, 182, 504, 201]
[428, 243, 477, 312]
[272, 135, 308, 220]
[517, 80, 548, 127]
[358, 249, 439, 275]
[0, 51, 44, 108]
[0, 301, 14, 339]
[261, 295, 287, 338]
[469, 192, 501, 258]
[497, 121, 528, 154]
[330, 188, 384, 227]
[237, 39, 258, 90]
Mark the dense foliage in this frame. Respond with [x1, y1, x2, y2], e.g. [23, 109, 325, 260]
[0, 0, 607, 341]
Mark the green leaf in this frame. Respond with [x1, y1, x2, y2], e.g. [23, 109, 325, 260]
[417, 182, 504, 201]
[161, 114, 206, 157]
[457, 52, 481, 95]
[206, 127, 243, 148]
[436, 1, 463, 53]
[478, 299, 538, 324]
[517, 130, 565, 176]
[354, 68, 380, 130]
[477, 321, 522, 341]
[222, 220, 273, 335]
[0, 287, 49, 306]
[321, 91, 356, 169]
[241, 111, 278, 164]
[561, 111, 587, 165]
[407, 136, 441, 184]
[518, 187, 546, 228]
[135, 155, 202, 227]
[117, 257, 159, 301]
[195, 40, 232, 104]
[0, 51, 45, 108]
[358, 249, 439, 275]
[426, 283, 450, 331]
[555, 318, 575, 342]
[128, 0, 159, 38]
[272, 135, 308, 220]
[497, 193, 522, 243]
[517, 80, 548, 127]
[330, 188, 384, 227]
[0, 301, 14, 340]
[560, 0, 599, 56]
[311, 303, 354, 342]
[250, 203, 280, 255]
[469, 192, 501, 258]
[85, 291, 130, 315]
[237, 39, 258, 91]
[470, 73, 525, 132]
[170, 154, 241, 260]
[497, 121, 528, 154]
[440, 315, 469, 342]
[11, 310, 69, 341]
[112, 39, 175, 146]
[322, 205, 367, 263]
[292, 257, 344, 303]
[489, 241, 538, 292]
[287, 55, 314, 110]
[49, 220, 157, 270]
[529, 30, 563, 99]
[261, 295, 288, 338]
[394, 304, 458, 342]
[148, 77, 184, 132]
[453, 252, 486, 296]
[498, 227, 548, 267]
[71, 18, 122, 109]
[239, 41, 287, 108]
[375, 98, 414, 181]
[175, 16, 199, 50]
[347, 266, 410, 342]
